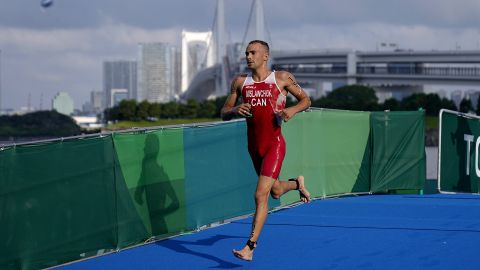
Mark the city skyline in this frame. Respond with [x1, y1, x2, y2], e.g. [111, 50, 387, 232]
[137, 42, 178, 103]
[103, 60, 137, 108]
[1, 0, 480, 110]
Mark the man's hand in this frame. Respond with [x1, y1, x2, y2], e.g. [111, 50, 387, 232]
[234, 103, 253, 117]
[275, 71, 311, 123]
[278, 107, 296, 122]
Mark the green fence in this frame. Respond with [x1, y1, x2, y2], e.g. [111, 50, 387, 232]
[0, 137, 118, 270]
[439, 109, 480, 193]
[0, 109, 425, 270]
[370, 111, 425, 192]
[279, 109, 372, 205]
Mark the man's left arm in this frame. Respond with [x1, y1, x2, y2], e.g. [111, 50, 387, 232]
[278, 72, 311, 122]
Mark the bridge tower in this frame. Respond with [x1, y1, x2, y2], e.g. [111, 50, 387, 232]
[242, 0, 269, 51]
[214, 0, 226, 66]
[212, 0, 228, 97]
[254, 0, 266, 41]
[182, 0, 271, 100]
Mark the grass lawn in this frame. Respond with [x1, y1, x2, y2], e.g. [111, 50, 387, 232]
[425, 116, 438, 130]
[106, 118, 222, 130]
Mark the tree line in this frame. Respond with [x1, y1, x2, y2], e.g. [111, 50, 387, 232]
[0, 110, 81, 138]
[0, 85, 475, 138]
[104, 98, 227, 121]
[312, 85, 460, 116]
[105, 84, 479, 121]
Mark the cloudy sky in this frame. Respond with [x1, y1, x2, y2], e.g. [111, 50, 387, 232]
[1, 0, 480, 110]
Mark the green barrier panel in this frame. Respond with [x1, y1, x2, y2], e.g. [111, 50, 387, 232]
[113, 129, 187, 242]
[370, 111, 426, 192]
[280, 109, 371, 205]
[439, 110, 480, 193]
[0, 136, 117, 270]
[183, 121, 260, 229]
[0, 109, 428, 269]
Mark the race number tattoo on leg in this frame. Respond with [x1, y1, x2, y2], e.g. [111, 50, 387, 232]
[249, 224, 255, 239]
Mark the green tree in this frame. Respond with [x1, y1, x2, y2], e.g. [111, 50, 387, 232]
[382, 98, 400, 111]
[161, 101, 179, 118]
[0, 110, 81, 137]
[401, 93, 426, 111]
[118, 99, 137, 120]
[400, 93, 436, 115]
[312, 84, 378, 111]
[423, 93, 443, 115]
[136, 100, 150, 120]
[286, 96, 296, 108]
[214, 95, 228, 117]
[148, 103, 162, 118]
[477, 96, 480, 115]
[459, 98, 473, 113]
[104, 106, 120, 121]
[179, 99, 199, 118]
[311, 96, 333, 109]
[441, 98, 457, 112]
[198, 100, 217, 118]
[400, 93, 456, 116]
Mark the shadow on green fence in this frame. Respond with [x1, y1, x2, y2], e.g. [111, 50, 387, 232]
[0, 109, 426, 269]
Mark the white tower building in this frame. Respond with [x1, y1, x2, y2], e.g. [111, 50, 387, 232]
[181, 31, 214, 94]
[138, 43, 178, 103]
[103, 60, 137, 108]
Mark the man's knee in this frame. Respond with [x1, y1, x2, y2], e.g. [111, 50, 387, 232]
[255, 189, 269, 203]
[270, 181, 282, 199]
[270, 190, 281, 200]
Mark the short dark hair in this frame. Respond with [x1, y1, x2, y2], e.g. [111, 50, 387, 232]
[248, 40, 269, 53]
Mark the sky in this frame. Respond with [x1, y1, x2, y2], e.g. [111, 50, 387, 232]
[1, 0, 480, 111]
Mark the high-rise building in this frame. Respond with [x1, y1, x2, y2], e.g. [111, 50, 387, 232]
[111, 88, 128, 107]
[90, 91, 104, 113]
[82, 91, 105, 115]
[52, 92, 74, 115]
[103, 60, 137, 108]
[137, 43, 178, 103]
[174, 49, 182, 97]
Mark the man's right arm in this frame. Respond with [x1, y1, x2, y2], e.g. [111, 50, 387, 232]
[222, 75, 251, 120]
[221, 76, 240, 121]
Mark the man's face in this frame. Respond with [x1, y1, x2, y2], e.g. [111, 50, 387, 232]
[245, 43, 268, 69]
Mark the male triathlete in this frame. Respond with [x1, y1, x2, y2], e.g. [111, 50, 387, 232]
[221, 40, 312, 261]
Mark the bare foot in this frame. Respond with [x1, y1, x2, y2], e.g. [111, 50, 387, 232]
[297, 175, 311, 203]
[232, 245, 254, 261]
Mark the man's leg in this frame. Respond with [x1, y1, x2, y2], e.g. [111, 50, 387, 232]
[270, 175, 311, 202]
[232, 175, 275, 260]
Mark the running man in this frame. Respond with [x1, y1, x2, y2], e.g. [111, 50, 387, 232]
[221, 40, 312, 261]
